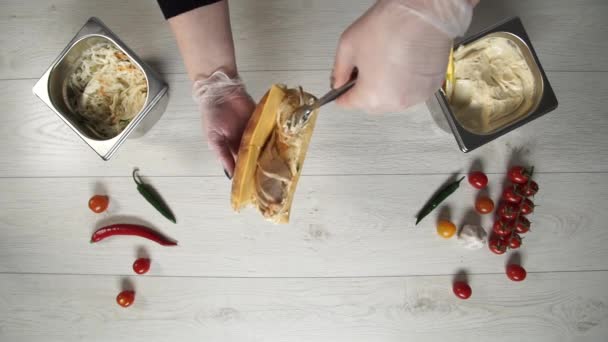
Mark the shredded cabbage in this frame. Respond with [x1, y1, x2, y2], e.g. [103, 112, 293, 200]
[67, 42, 147, 139]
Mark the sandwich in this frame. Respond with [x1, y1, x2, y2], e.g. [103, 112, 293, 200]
[231, 84, 319, 223]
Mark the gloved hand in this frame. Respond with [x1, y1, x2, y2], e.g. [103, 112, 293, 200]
[332, 0, 476, 113]
[193, 71, 255, 178]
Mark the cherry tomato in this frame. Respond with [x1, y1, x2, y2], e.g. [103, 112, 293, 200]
[508, 166, 530, 184]
[436, 220, 457, 239]
[498, 202, 519, 220]
[493, 219, 513, 237]
[506, 264, 527, 281]
[502, 185, 523, 204]
[88, 195, 109, 213]
[517, 181, 539, 197]
[515, 216, 531, 234]
[475, 196, 495, 214]
[507, 234, 522, 249]
[488, 235, 507, 255]
[468, 171, 488, 189]
[116, 290, 135, 308]
[453, 281, 472, 299]
[519, 198, 534, 215]
[133, 258, 151, 275]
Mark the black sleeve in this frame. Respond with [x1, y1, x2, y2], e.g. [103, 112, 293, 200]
[157, 0, 223, 19]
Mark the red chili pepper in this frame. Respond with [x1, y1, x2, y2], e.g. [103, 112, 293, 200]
[91, 224, 177, 246]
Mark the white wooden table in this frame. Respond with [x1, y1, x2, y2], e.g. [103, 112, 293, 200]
[1, 1, 607, 341]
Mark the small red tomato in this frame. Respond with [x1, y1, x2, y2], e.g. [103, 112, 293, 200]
[116, 290, 135, 308]
[520, 198, 535, 215]
[506, 264, 527, 281]
[517, 181, 539, 197]
[508, 166, 531, 184]
[507, 234, 522, 249]
[488, 235, 507, 255]
[493, 219, 513, 237]
[475, 196, 495, 214]
[498, 202, 520, 220]
[468, 171, 488, 189]
[88, 195, 109, 213]
[453, 281, 472, 299]
[133, 258, 151, 275]
[502, 185, 523, 204]
[515, 216, 531, 234]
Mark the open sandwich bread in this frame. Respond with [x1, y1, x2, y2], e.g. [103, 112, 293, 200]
[231, 85, 319, 224]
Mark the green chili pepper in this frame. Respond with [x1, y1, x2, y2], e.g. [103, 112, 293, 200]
[133, 168, 176, 223]
[416, 176, 465, 225]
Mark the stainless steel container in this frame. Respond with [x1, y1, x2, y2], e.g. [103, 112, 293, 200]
[426, 17, 558, 152]
[33, 17, 169, 160]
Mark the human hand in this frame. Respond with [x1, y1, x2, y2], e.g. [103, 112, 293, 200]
[332, 0, 475, 113]
[193, 71, 255, 178]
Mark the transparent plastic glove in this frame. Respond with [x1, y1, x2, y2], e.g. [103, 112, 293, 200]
[332, 0, 475, 113]
[193, 71, 255, 178]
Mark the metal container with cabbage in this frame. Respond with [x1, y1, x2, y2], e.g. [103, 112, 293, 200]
[33, 17, 168, 160]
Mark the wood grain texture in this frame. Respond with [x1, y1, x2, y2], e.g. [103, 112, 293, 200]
[0, 0, 606, 80]
[469, 0, 608, 71]
[1, 272, 608, 342]
[2, 1, 608, 341]
[5, 71, 608, 177]
[1, 173, 605, 277]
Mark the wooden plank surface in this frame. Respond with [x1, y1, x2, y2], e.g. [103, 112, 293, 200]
[1, 272, 607, 342]
[1, 0, 607, 80]
[1, 173, 605, 277]
[4, 71, 608, 177]
[2, 0, 608, 341]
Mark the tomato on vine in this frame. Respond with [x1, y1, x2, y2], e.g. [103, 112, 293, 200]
[502, 185, 523, 204]
[508, 166, 531, 184]
[515, 216, 531, 234]
[520, 198, 535, 215]
[493, 219, 513, 237]
[489, 235, 507, 255]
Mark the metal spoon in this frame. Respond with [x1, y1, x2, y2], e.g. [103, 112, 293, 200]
[286, 74, 357, 131]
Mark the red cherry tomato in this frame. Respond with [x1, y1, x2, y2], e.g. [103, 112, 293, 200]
[468, 171, 488, 189]
[515, 216, 531, 234]
[133, 258, 151, 275]
[506, 264, 527, 281]
[488, 235, 507, 255]
[507, 234, 522, 249]
[520, 198, 535, 215]
[88, 195, 109, 213]
[493, 219, 514, 237]
[453, 281, 472, 299]
[116, 290, 135, 308]
[475, 196, 495, 214]
[508, 166, 530, 184]
[517, 181, 539, 197]
[498, 202, 519, 220]
[502, 185, 523, 204]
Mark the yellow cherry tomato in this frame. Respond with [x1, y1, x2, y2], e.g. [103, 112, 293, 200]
[436, 220, 457, 239]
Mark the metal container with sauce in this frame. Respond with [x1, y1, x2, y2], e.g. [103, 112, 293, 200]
[33, 17, 169, 160]
[426, 17, 558, 152]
